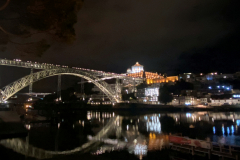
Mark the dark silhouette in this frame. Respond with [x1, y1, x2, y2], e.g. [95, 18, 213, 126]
[158, 85, 173, 105]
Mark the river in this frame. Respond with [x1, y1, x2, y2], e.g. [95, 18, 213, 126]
[1, 110, 240, 160]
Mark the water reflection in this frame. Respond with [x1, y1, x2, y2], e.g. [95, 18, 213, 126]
[134, 144, 147, 156]
[92, 111, 240, 158]
[145, 115, 161, 133]
[3, 111, 240, 159]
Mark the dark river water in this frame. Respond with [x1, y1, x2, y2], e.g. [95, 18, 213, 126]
[1, 110, 240, 159]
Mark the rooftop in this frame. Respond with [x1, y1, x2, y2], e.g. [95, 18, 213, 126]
[133, 62, 143, 67]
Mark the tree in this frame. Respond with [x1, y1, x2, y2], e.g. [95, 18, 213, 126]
[122, 93, 136, 101]
[158, 84, 173, 105]
[168, 79, 194, 95]
[136, 82, 148, 90]
[61, 87, 75, 102]
[0, 0, 84, 57]
[42, 94, 58, 102]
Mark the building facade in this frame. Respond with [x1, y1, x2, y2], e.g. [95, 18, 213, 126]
[136, 87, 159, 103]
[127, 62, 144, 73]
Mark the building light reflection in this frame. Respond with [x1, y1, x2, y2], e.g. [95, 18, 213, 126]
[232, 125, 234, 134]
[87, 113, 91, 120]
[146, 116, 161, 133]
[237, 120, 240, 126]
[186, 113, 191, 117]
[25, 124, 31, 130]
[134, 144, 147, 156]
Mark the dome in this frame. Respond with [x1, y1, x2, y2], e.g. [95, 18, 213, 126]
[127, 68, 132, 73]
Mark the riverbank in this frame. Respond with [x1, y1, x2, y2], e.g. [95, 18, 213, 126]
[31, 102, 240, 114]
[0, 110, 28, 140]
[65, 103, 240, 112]
[0, 111, 21, 122]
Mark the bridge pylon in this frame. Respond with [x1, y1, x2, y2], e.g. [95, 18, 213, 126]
[115, 77, 122, 101]
[57, 75, 61, 101]
[29, 68, 33, 95]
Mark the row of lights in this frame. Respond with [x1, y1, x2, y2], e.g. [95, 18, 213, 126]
[209, 86, 230, 90]
[11, 58, 124, 76]
[128, 71, 160, 79]
[13, 59, 21, 61]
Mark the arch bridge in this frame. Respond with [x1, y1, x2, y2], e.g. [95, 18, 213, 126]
[0, 58, 142, 103]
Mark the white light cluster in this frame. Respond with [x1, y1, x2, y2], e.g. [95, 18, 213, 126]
[134, 144, 147, 156]
[146, 116, 161, 133]
[13, 59, 21, 61]
[233, 95, 240, 98]
[145, 88, 159, 97]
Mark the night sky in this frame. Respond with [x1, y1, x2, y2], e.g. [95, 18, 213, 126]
[0, 0, 240, 92]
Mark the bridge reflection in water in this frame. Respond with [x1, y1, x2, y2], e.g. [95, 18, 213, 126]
[0, 116, 121, 159]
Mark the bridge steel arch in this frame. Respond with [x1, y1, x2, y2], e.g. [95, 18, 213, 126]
[0, 68, 119, 103]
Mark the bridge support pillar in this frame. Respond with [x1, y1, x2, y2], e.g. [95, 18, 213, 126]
[115, 78, 122, 101]
[191, 146, 194, 156]
[116, 116, 122, 138]
[29, 68, 33, 95]
[208, 149, 211, 159]
[81, 78, 84, 100]
[26, 132, 29, 159]
[132, 78, 136, 93]
[57, 75, 61, 101]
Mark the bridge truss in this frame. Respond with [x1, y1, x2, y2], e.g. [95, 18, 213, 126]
[0, 58, 127, 78]
[0, 58, 143, 103]
[0, 68, 119, 103]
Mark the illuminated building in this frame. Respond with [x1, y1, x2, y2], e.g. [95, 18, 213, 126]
[145, 88, 159, 101]
[147, 76, 178, 84]
[128, 71, 160, 79]
[136, 87, 159, 102]
[179, 73, 195, 82]
[126, 62, 178, 85]
[179, 96, 198, 106]
[127, 62, 144, 73]
[210, 94, 240, 106]
[211, 98, 240, 106]
[168, 96, 200, 106]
